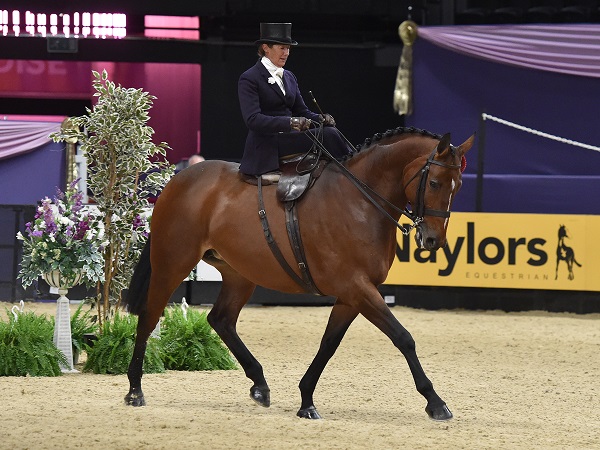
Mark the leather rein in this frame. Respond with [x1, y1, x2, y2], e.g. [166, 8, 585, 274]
[304, 127, 462, 235]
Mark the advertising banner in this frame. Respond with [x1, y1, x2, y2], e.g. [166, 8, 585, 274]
[385, 213, 599, 292]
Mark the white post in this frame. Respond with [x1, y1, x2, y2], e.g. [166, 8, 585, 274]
[54, 288, 77, 373]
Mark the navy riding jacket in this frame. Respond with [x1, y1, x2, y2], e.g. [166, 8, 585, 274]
[238, 60, 349, 176]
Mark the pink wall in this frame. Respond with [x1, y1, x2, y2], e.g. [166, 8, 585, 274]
[0, 59, 201, 163]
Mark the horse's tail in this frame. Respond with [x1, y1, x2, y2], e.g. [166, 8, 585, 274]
[123, 235, 152, 316]
[574, 258, 582, 267]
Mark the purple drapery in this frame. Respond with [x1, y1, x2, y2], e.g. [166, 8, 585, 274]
[0, 120, 62, 160]
[418, 24, 600, 78]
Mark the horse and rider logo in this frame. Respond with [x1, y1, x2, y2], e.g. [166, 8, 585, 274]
[555, 225, 582, 281]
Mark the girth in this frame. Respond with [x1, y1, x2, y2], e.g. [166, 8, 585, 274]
[256, 169, 324, 296]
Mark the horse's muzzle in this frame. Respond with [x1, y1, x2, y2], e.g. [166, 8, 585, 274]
[415, 225, 444, 251]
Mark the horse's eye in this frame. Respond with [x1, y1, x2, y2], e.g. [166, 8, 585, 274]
[429, 179, 440, 189]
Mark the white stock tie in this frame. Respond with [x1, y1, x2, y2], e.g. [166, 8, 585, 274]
[274, 68, 285, 94]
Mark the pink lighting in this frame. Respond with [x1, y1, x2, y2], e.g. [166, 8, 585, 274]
[144, 15, 199, 40]
[2, 10, 127, 38]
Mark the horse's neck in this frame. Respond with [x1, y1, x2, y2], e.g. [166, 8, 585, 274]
[558, 230, 566, 244]
[349, 136, 423, 202]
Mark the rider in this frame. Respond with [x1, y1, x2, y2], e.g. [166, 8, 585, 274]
[238, 22, 354, 177]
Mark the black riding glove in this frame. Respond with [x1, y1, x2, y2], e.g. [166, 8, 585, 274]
[290, 117, 311, 131]
[320, 113, 336, 127]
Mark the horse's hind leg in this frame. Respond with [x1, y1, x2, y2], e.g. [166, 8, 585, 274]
[297, 302, 358, 419]
[356, 284, 452, 421]
[125, 275, 179, 406]
[125, 236, 197, 406]
[206, 268, 271, 407]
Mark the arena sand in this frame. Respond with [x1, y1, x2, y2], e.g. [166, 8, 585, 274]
[0, 301, 598, 450]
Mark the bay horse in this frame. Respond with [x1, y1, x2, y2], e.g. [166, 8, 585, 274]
[123, 126, 474, 421]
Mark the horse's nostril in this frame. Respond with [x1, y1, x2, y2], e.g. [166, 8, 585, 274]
[426, 237, 437, 249]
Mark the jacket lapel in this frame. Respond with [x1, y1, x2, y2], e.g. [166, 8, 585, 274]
[257, 62, 285, 99]
[282, 71, 294, 106]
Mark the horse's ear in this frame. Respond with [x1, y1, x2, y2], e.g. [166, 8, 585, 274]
[437, 133, 452, 155]
[457, 134, 476, 155]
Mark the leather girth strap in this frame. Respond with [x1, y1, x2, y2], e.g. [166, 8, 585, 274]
[284, 200, 322, 295]
[257, 177, 323, 295]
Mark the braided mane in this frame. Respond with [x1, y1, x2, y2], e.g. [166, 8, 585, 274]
[354, 126, 442, 153]
[346, 126, 465, 171]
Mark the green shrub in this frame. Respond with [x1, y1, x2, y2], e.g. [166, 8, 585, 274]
[69, 302, 97, 356]
[160, 307, 237, 371]
[0, 309, 68, 377]
[83, 311, 164, 375]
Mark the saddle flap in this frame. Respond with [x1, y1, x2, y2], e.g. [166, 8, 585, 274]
[276, 172, 311, 202]
[276, 152, 324, 202]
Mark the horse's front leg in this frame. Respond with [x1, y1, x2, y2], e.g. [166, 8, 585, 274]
[357, 284, 452, 421]
[567, 258, 575, 280]
[297, 302, 358, 419]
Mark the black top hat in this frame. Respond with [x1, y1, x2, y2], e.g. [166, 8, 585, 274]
[255, 23, 298, 46]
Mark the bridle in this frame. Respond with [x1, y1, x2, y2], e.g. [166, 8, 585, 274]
[304, 128, 462, 236]
[402, 144, 462, 224]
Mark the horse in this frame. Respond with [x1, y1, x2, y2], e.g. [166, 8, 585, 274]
[555, 224, 582, 280]
[123, 126, 474, 421]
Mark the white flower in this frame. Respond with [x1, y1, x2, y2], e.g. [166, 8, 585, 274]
[268, 77, 277, 84]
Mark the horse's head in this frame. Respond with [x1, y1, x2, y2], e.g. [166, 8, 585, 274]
[558, 225, 568, 239]
[403, 133, 474, 250]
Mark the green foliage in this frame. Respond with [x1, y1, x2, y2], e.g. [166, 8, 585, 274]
[160, 307, 237, 371]
[83, 311, 164, 375]
[0, 309, 67, 377]
[69, 302, 98, 355]
[50, 69, 174, 323]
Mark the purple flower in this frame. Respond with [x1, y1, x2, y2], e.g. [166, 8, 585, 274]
[132, 214, 145, 229]
[55, 186, 65, 201]
[42, 205, 58, 235]
[73, 220, 89, 240]
[71, 190, 84, 213]
[31, 230, 43, 238]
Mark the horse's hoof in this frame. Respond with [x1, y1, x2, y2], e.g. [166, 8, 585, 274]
[297, 406, 322, 420]
[124, 392, 146, 407]
[426, 403, 452, 421]
[250, 386, 270, 407]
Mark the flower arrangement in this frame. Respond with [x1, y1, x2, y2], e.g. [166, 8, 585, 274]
[17, 180, 106, 289]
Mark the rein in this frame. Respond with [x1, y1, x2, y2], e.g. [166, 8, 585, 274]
[304, 126, 461, 235]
